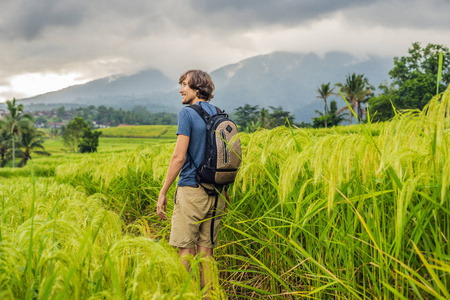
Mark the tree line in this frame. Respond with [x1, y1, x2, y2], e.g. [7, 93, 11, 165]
[234, 42, 449, 131]
[36, 105, 177, 128]
[0, 101, 107, 169]
[73, 105, 177, 126]
[369, 42, 449, 121]
[314, 42, 449, 128]
[313, 73, 374, 128]
[233, 105, 303, 132]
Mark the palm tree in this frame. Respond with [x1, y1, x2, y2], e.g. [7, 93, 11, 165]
[316, 82, 335, 128]
[328, 100, 346, 126]
[0, 126, 10, 167]
[17, 123, 50, 167]
[313, 100, 346, 128]
[260, 108, 269, 128]
[335, 73, 374, 124]
[4, 98, 34, 167]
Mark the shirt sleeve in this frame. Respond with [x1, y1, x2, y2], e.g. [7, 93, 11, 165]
[176, 108, 192, 137]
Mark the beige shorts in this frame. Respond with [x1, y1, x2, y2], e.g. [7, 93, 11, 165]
[169, 184, 226, 249]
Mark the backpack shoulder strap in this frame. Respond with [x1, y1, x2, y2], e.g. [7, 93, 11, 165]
[187, 103, 225, 121]
[187, 104, 210, 123]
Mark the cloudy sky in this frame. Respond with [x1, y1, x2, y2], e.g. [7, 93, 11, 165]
[1, 0, 449, 101]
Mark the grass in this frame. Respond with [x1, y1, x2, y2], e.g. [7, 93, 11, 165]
[0, 173, 224, 299]
[0, 126, 225, 299]
[1, 94, 449, 299]
[0, 133, 177, 178]
[98, 137, 176, 153]
[98, 125, 177, 139]
[216, 88, 450, 298]
[40, 134, 176, 155]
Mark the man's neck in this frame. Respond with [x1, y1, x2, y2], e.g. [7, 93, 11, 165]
[191, 99, 205, 105]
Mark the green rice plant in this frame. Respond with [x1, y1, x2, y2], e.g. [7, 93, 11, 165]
[0, 177, 223, 299]
[44, 88, 449, 298]
[98, 137, 176, 153]
[437, 51, 444, 94]
[0, 150, 87, 178]
[54, 143, 176, 226]
[216, 87, 450, 298]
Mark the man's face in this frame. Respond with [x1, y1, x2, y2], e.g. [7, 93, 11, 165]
[179, 75, 197, 105]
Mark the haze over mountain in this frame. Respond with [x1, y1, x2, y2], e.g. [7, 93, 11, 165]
[211, 51, 392, 122]
[9, 51, 393, 123]
[14, 69, 179, 112]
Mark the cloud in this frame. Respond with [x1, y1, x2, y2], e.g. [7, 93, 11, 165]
[0, 0, 449, 100]
[1, 0, 86, 40]
[2, 0, 449, 42]
[342, 0, 450, 29]
[190, 0, 377, 28]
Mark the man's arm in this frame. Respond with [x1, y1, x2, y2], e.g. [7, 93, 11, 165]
[157, 134, 190, 220]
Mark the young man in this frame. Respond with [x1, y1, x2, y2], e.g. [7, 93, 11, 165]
[157, 69, 228, 292]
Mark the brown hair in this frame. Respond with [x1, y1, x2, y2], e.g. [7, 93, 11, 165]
[179, 70, 215, 101]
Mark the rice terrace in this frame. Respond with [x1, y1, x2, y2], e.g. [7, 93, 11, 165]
[0, 86, 447, 299]
[2, 0, 450, 296]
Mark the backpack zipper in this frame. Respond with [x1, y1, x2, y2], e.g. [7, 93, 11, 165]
[220, 130, 228, 164]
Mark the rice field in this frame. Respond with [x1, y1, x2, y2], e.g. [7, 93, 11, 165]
[1, 89, 449, 299]
[0, 133, 224, 299]
[0, 177, 225, 299]
[98, 125, 177, 139]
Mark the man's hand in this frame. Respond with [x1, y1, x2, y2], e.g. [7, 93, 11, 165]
[157, 193, 168, 220]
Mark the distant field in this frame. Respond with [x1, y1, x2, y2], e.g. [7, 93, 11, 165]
[37, 136, 176, 158]
[0, 131, 179, 175]
[97, 137, 175, 153]
[97, 125, 177, 138]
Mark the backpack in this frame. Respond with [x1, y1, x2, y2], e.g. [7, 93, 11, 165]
[187, 104, 242, 186]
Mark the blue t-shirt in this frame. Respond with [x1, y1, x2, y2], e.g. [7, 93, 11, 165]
[177, 101, 217, 186]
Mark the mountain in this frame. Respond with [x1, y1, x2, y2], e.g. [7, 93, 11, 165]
[10, 51, 393, 123]
[16, 69, 180, 112]
[210, 51, 393, 122]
